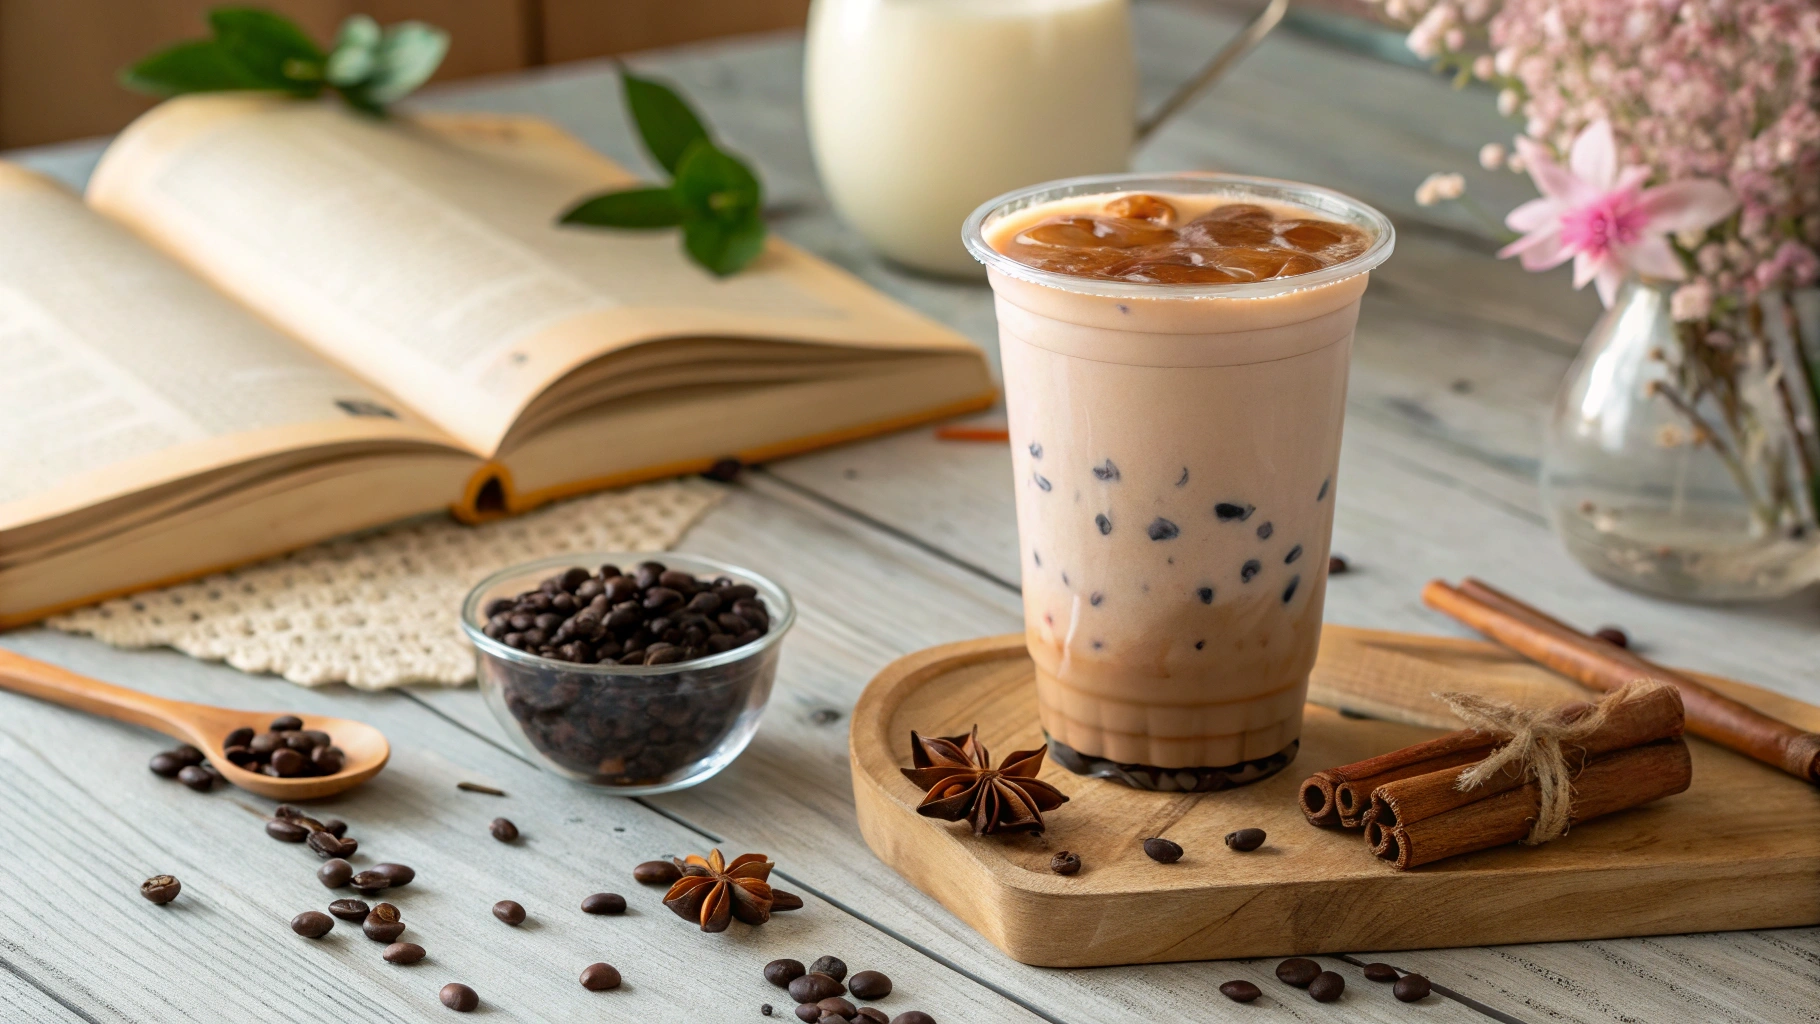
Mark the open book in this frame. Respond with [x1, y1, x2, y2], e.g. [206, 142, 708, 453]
[0, 95, 994, 626]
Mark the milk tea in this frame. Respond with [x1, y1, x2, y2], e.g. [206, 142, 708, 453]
[966, 177, 1393, 791]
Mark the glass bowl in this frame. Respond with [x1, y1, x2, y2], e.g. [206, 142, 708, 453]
[460, 552, 794, 794]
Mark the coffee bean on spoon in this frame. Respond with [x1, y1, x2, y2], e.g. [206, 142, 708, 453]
[225, 727, 254, 749]
[493, 900, 526, 925]
[1142, 837, 1183, 863]
[290, 911, 334, 938]
[1219, 980, 1261, 1002]
[383, 942, 426, 964]
[847, 971, 891, 1000]
[270, 715, 304, 732]
[581, 892, 626, 915]
[1225, 828, 1267, 852]
[579, 962, 622, 991]
[633, 860, 682, 885]
[317, 859, 353, 888]
[439, 983, 478, 1012]
[765, 959, 806, 987]
[1276, 958, 1321, 987]
[328, 898, 370, 921]
[139, 875, 181, 904]
[808, 957, 847, 982]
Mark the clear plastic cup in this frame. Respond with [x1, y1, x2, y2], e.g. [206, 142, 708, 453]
[964, 173, 1394, 791]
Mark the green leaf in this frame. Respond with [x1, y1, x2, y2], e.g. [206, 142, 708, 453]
[622, 71, 710, 176]
[121, 39, 268, 96]
[683, 213, 767, 277]
[363, 22, 449, 104]
[209, 8, 325, 94]
[325, 14, 381, 88]
[673, 140, 761, 224]
[560, 187, 685, 228]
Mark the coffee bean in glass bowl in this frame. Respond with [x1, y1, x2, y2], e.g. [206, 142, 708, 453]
[463, 553, 794, 794]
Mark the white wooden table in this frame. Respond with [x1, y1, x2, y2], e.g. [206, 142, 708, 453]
[5, 3, 1817, 1021]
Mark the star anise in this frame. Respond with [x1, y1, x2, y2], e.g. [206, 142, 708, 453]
[901, 726, 1069, 835]
[661, 849, 774, 932]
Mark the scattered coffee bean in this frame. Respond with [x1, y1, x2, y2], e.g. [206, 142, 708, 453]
[856, 1010, 888, 1024]
[1219, 980, 1261, 1002]
[328, 898, 370, 921]
[1142, 837, 1183, 863]
[580, 962, 621, 991]
[1363, 962, 1399, 982]
[581, 892, 626, 915]
[793, 1005, 820, 1023]
[371, 863, 414, 887]
[349, 870, 393, 893]
[492, 900, 526, 925]
[847, 971, 891, 1000]
[383, 941, 426, 964]
[1309, 970, 1344, 1002]
[817, 997, 857, 1018]
[307, 830, 356, 859]
[489, 817, 519, 842]
[1594, 626, 1630, 648]
[1394, 973, 1432, 1002]
[1328, 554, 1350, 574]
[318, 818, 348, 838]
[788, 972, 844, 1004]
[148, 750, 186, 778]
[1225, 828, 1267, 852]
[766, 959, 807, 987]
[266, 818, 309, 842]
[890, 1013, 937, 1024]
[762, 1005, 774, 1017]
[1049, 851, 1081, 875]
[633, 860, 682, 885]
[439, 983, 478, 1012]
[176, 764, 215, 792]
[318, 858, 354, 888]
[291, 910, 334, 937]
[139, 875, 181, 904]
[772, 890, 805, 911]
[809, 956, 848, 982]
[364, 903, 405, 943]
[456, 781, 507, 796]
[817, 1013, 847, 1024]
[1276, 958, 1321, 987]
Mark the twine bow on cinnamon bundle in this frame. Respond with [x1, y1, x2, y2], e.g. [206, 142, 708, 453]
[1301, 680, 1695, 869]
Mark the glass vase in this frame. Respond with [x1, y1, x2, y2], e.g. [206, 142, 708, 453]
[1542, 278, 1820, 602]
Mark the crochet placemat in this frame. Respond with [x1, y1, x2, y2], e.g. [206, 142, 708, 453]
[48, 479, 726, 689]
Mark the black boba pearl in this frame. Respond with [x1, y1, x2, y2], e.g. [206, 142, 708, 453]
[1318, 478, 1330, 501]
[1034, 474, 1052, 492]
[1095, 514, 1112, 535]
[1256, 521, 1273, 539]
[1285, 544, 1303, 564]
[1241, 560, 1261, 582]
[1215, 502, 1254, 522]
[1147, 518, 1180, 541]
[1284, 576, 1301, 603]
[1092, 459, 1120, 481]
[1196, 587, 1213, 604]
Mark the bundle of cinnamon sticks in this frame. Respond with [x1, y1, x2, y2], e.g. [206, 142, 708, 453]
[1301, 681, 1692, 869]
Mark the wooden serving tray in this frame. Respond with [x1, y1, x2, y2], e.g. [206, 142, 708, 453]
[849, 627, 1820, 967]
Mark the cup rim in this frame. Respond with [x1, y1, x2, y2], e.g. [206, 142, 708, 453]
[459, 551, 795, 677]
[961, 172, 1396, 300]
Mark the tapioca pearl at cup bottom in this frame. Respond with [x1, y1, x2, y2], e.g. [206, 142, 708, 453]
[1285, 544, 1303, 564]
[1196, 587, 1213, 604]
[1147, 518, 1180, 541]
[1215, 502, 1254, 522]
[1241, 560, 1261, 582]
[1095, 514, 1112, 535]
[1283, 576, 1301, 603]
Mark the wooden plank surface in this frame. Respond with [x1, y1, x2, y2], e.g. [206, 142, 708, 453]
[5, 1, 1818, 1021]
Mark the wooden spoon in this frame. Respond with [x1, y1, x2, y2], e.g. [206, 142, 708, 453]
[0, 648, 389, 800]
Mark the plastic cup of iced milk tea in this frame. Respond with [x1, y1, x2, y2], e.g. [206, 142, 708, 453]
[963, 173, 1394, 791]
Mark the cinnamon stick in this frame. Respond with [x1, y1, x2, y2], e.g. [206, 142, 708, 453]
[1368, 682, 1685, 831]
[1298, 729, 1498, 828]
[1376, 737, 1693, 869]
[1424, 578, 1820, 785]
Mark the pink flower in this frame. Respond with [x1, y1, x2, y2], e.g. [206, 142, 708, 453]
[1498, 120, 1738, 306]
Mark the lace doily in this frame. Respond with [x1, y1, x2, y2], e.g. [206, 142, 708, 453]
[48, 479, 725, 689]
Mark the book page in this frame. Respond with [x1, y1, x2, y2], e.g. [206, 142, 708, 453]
[86, 96, 986, 456]
[0, 164, 459, 529]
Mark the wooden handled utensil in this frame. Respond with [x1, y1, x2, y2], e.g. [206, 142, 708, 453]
[0, 648, 389, 799]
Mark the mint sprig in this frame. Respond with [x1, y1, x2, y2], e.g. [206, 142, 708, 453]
[121, 6, 447, 115]
[560, 71, 767, 278]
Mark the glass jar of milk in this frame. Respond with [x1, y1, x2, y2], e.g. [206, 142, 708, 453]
[805, 0, 1137, 277]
